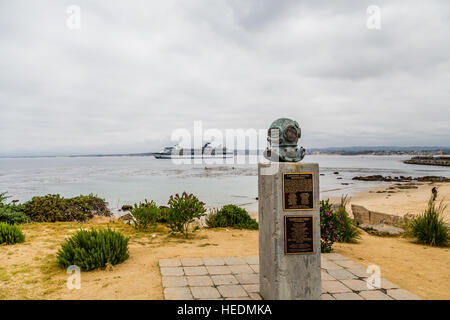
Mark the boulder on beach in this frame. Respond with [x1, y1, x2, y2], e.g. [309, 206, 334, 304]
[359, 223, 405, 236]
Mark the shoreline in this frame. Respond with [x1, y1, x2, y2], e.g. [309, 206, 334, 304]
[338, 182, 450, 222]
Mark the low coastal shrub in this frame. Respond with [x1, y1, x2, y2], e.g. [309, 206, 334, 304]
[320, 199, 344, 253]
[164, 192, 206, 238]
[56, 228, 129, 271]
[335, 196, 361, 244]
[206, 205, 258, 230]
[0, 206, 31, 225]
[70, 194, 112, 217]
[24, 194, 80, 222]
[408, 197, 449, 247]
[0, 222, 25, 245]
[23, 194, 111, 222]
[0, 192, 30, 225]
[130, 199, 160, 229]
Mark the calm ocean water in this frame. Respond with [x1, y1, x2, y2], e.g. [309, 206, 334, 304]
[0, 155, 449, 214]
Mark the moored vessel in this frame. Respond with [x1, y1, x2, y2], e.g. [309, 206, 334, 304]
[153, 142, 234, 159]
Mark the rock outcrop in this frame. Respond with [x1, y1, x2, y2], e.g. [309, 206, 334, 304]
[404, 156, 450, 167]
[352, 175, 449, 182]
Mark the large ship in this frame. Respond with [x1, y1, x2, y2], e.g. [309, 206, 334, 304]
[153, 142, 234, 159]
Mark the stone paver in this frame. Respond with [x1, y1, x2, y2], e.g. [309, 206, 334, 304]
[164, 287, 193, 300]
[162, 276, 187, 288]
[341, 279, 374, 291]
[211, 274, 239, 285]
[334, 260, 362, 269]
[159, 258, 181, 267]
[207, 265, 232, 275]
[322, 280, 352, 294]
[321, 260, 344, 270]
[224, 257, 248, 265]
[347, 267, 370, 278]
[203, 257, 225, 266]
[327, 269, 357, 280]
[333, 292, 364, 300]
[159, 255, 422, 300]
[235, 273, 259, 285]
[248, 292, 262, 300]
[387, 289, 422, 300]
[217, 285, 248, 298]
[181, 258, 204, 266]
[160, 267, 184, 276]
[187, 276, 213, 287]
[229, 264, 254, 274]
[242, 284, 259, 293]
[191, 286, 221, 299]
[250, 264, 259, 273]
[321, 270, 335, 281]
[184, 266, 208, 276]
[380, 278, 400, 289]
[246, 257, 259, 264]
[359, 290, 393, 300]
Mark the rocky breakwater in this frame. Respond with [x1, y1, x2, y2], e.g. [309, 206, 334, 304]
[352, 175, 450, 182]
[404, 156, 450, 167]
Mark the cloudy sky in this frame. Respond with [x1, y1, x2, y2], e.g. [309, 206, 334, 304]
[1, 0, 449, 156]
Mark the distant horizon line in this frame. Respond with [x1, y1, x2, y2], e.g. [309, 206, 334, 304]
[1, 145, 450, 159]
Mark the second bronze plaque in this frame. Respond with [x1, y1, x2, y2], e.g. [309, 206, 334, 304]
[284, 215, 314, 254]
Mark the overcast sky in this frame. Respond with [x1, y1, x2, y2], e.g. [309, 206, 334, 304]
[1, 0, 450, 156]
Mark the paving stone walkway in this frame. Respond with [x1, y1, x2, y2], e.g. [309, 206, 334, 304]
[159, 254, 422, 300]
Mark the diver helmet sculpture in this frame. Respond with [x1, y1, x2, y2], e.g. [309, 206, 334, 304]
[263, 118, 306, 162]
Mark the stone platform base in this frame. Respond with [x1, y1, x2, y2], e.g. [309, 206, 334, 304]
[159, 254, 421, 300]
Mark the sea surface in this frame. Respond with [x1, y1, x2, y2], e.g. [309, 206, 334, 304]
[1, 155, 449, 214]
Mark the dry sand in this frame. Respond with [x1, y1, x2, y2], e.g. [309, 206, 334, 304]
[339, 182, 450, 222]
[334, 232, 450, 300]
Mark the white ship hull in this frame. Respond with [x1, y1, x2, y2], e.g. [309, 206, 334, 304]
[153, 142, 233, 160]
[154, 153, 234, 159]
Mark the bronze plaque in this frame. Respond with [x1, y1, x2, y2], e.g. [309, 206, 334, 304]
[284, 215, 314, 254]
[282, 173, 314, 211]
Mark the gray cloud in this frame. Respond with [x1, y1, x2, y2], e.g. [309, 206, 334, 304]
[1, 0, 450, 156]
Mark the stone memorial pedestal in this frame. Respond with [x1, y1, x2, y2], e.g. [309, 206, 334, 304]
[258, 162, 321, 300]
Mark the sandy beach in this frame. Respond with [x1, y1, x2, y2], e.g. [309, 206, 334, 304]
[343, 182, 450, 222]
